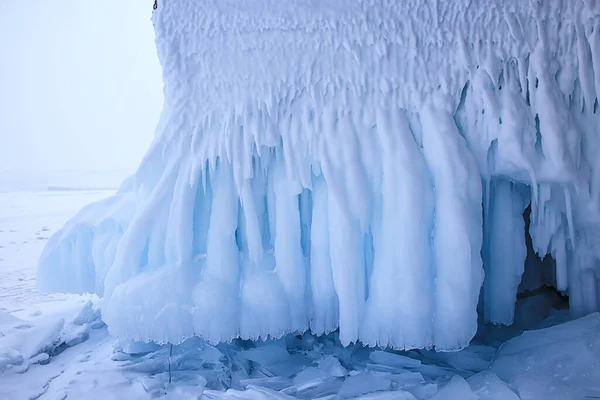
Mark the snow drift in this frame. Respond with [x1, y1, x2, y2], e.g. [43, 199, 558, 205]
[38, 0, 600, 350]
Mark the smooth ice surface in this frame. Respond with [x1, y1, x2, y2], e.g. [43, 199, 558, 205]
[38, 0, 600, 350]
[491, 312, 600, 399]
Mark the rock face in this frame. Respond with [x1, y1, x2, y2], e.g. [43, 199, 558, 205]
[38, 0, 600, 350]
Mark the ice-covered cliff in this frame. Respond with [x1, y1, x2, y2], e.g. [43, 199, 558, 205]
[38, 0, 600, 350]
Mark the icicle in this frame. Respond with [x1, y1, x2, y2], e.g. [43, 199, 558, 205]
[564, 186, 575, 250]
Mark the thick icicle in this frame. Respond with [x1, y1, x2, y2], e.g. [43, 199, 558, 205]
[483, 180, 529, 325]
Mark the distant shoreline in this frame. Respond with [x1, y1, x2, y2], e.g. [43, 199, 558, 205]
[0, 170, 130, 193]
[45, 186, 119, 192]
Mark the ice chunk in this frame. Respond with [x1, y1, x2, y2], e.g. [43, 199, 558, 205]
[0, 301, 106, 373]
[417, 344, 495, 373]
[406, 383, 438, 399]
[316, 355, 348, 377]
[358, 392, 417, 400]
[387, 372, 425, 387]
[240, 345, 289, 367]
[292, 367, 329, 385]
[111, 351, 131, 361]
[429, 376, 477, 400]
[204, 385, 298, 400]
[337, 372, 391, 398]
[467, 372, 519, 400]
[0, 345, 24, 371]
[116, 339, 161, 355]
[368, 351, 422, 369]
[71, 300, 102, 326]
[0, 318, 65, 360]
[59, 323, 90, 348]
[165, 380, 207, 400]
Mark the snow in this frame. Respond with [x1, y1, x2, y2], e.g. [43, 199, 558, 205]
[0, 190, 112, 317]
[0, 190, 599, 397]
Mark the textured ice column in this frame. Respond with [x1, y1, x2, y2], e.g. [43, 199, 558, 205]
[309, 175, 339, 336]
[272, 157, 308, 332]
[421, 103, 484, 350]
[327, 193, 365, 346]
[360, 107, 434, 349]
[569, 238, 600, 318]
[483, 180, 529, 325]
[192, 163, 242, 342]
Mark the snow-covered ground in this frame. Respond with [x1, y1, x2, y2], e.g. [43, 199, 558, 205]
[1, 189, 600, 399]
[0, 190, 112, 315]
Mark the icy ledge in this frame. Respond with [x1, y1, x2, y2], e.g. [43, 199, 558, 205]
[39, 0, 600, 350]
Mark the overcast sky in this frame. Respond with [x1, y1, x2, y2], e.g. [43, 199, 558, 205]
[0, 0, 163, 176]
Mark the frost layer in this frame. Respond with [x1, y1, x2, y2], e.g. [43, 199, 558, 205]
[38, 0, 600, 350]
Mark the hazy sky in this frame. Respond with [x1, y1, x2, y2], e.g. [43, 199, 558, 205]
[0, 0, 163, 175]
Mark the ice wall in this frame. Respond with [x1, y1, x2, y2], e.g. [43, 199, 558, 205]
[38, 0, 600, 350]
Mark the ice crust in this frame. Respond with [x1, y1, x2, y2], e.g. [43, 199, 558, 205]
[38, 0, 600, 350]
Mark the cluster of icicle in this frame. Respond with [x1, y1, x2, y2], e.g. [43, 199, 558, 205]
[38, 0, 600, 350]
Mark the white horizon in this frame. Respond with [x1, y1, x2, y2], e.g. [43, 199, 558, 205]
[0, 0, 163, 178]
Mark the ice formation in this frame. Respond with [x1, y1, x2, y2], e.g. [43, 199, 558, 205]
[38, 0, 600, 350]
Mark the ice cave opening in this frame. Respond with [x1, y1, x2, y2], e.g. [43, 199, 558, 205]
[519, 202, 568, 303]
[478, 198, 569, 339]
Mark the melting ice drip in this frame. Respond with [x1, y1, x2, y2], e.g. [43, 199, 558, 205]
[38, 0, 600, 350]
